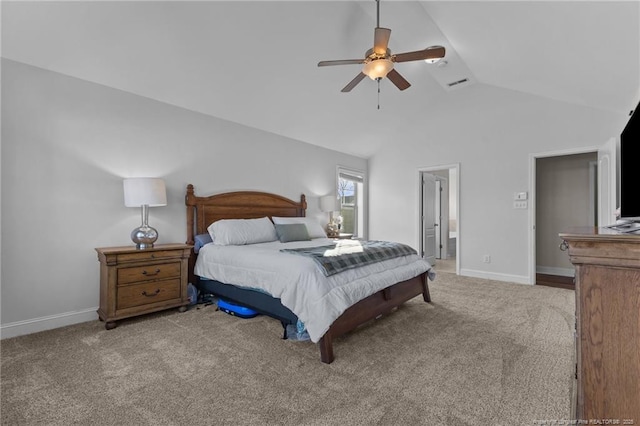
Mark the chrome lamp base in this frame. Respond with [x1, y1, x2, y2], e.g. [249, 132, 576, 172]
[131, 225, 158, 249]
[131, 204, 159, 249]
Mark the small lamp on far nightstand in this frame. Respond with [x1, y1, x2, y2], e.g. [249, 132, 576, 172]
[123, 178, 167, 249]
[320, 195, 340, 238]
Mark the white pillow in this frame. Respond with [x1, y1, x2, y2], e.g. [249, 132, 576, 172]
[272, 216, 327, 239]
[208, 217, 277, 246]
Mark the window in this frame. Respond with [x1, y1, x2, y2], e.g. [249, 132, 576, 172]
[337, 167, 367, 238]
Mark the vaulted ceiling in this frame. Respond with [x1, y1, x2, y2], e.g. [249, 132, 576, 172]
[3, 1, 639, 158]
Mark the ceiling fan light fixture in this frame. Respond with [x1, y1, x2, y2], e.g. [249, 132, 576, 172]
[363, 58, 394, 80]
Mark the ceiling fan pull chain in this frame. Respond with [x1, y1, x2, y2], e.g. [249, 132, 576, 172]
[377, 78, 381, 110]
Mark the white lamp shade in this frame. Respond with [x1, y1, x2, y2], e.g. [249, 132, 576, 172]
[123, 178, 167, 207]
[320, 195, 339, 212]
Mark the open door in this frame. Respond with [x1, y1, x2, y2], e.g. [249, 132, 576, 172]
[435, 179, 442, 259]
[421, 173, 437, 265]
[598, 137, 618, 226]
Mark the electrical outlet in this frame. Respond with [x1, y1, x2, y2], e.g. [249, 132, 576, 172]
[483, 255, 491, 263]
[514, 201, 528, 209]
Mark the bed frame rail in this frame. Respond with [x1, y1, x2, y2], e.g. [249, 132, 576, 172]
[318, 272, 429, 363]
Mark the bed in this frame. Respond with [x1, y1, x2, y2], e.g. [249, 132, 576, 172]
[185, 184, 433, 363]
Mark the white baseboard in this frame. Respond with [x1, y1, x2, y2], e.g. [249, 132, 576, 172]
[0, 307, 98, 339]
[459, 268, 532, 285]
[536, 266, 575, 277]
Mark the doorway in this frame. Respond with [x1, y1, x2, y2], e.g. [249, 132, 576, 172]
[529, 138, 618, 284]
[418, 164, 460, 274]
[535, 152, 596, 288]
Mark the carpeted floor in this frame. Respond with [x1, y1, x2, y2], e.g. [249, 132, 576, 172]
[1, 272, 575, 425]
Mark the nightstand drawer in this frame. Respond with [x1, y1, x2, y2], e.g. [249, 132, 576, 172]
[118, 262, 181, 285]
[117, 250, 182, 263]
[117, 279, 181, 310]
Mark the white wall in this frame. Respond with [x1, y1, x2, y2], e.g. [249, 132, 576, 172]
[0, 59, 366, 337]
[368, 83, 628, 284]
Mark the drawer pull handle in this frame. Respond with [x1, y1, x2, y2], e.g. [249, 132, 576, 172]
[142, 289, 160, 297]
[142, 269, 161, 276]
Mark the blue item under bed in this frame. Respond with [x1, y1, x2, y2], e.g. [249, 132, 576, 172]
[218, 299, 259, 318]
[198, 277, 308, 340]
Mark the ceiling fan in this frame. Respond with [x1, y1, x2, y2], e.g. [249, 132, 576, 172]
[318, 0, 445, 93]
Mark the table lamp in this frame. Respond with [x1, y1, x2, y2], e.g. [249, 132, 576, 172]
[320, 195, 339, 238]
[123, 178, 167, 249]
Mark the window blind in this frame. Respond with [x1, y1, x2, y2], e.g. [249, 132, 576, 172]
[339, 171, 364, 183]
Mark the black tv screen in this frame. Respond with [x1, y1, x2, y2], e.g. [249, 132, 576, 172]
[620, 102, 640, 220]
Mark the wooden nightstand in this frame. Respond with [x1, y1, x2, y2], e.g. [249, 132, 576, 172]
[95, 243, 192, 330]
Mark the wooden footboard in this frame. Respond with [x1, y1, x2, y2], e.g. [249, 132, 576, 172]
[318, 271, 430, 364]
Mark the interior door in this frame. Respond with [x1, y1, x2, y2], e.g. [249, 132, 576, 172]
[422, 173, 437, 265]
[598, 137, 618, 226]
[435, 179, 442, 259]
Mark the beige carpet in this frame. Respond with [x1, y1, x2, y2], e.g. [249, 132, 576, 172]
[1, 273, 575, 425]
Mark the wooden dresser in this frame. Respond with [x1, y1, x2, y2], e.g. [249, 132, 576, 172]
[560, 227, 640, 423]
[96, 244, 192, 329]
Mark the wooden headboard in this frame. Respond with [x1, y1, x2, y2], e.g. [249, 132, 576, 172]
[185, 184, 307, 245]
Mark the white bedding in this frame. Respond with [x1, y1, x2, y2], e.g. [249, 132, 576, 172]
[194, 238, 433, 342]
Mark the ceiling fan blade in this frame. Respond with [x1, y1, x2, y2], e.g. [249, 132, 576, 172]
[318, 59, 365, 67]
[393, 46, 446, 63]
[341, 72, 366, 92]
[373, 27, 391, 55]
[386, 69, 411, 91]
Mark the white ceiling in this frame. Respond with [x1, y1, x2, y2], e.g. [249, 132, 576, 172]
[3, 1, 639, 158]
